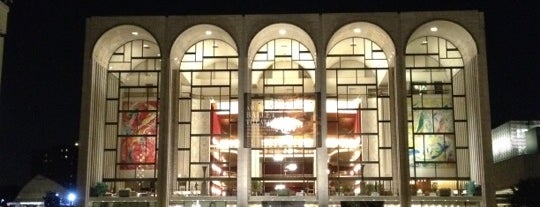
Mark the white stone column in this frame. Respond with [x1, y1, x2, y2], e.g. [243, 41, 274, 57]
[393, 39, 411, 205]
[157, 54, 173, 207]
[316, 30, 329, 207]
[465, 54, 495, 207]
[79, 61, 107, 207]
[236, 28, 249, 206]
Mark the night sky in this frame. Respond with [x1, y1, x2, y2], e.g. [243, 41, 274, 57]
[0, 0, 538, 187]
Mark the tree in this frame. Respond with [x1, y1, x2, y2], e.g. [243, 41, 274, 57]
[43, 191, 60, 207]
[510, 177, 540, 207]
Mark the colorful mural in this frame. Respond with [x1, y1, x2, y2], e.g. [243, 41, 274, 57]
[411, 135, 455, 162]
[413, 110, 453, 133]
[410, 95, 455, 165]
[120, 101, 157, 170]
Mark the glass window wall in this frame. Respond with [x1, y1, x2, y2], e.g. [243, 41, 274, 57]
[326, 37, 392, 197]
[103, 39, 161, 194]
[175, 39, 239, 197]
[406, 36, 469, 196]
[248, 38, 317, 197]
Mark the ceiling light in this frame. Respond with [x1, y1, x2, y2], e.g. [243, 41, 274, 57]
[131, 31, 139, 36]
[285, 163, 298, 171]
[353, 28, 361, 33]
[273, 154, 284, 162]
[143, 44, 149, 48]
[278, 29, 287, 35]
[266, 117, 302, 134]
[430, 27, 438, 32]
[421, 40, 427, 45]
[205, 30, 212, 35]
[275, 184, 286, 190]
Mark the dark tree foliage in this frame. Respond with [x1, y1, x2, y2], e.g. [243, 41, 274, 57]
[510, 177, 540, 207]
[43, 191, 61, 207]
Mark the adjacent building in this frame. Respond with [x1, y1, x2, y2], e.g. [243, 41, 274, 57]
[78, 11, 494, 206]
[491, 121, 540, 205]
[7, 175, 67, 207]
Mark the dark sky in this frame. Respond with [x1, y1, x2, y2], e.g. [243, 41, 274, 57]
[0, 0, 538, 187]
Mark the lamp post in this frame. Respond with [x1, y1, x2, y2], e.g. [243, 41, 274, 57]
[67, 193, 76, 206]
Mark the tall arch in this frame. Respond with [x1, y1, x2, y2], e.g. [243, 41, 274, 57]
[325, 22, 396, 198]
[248, 23, 316, 86]
[170, 24, 239, 198]
[246, 23, 318, 198]
[90, 25, 161, 193]
[405, 20, 479, 196]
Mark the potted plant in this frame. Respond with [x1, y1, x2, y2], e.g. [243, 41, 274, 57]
[90, 182, 108, 197]
[365, 183, 374, 195]
[341, 183, 353, 196]
[365, 183, 380, 196]
[251, 181, 262, 196]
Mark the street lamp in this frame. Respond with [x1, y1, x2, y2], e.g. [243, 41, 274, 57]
[67, 193, 76, 206]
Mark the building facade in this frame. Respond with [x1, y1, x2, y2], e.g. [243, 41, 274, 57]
[492, 121, 540, 162]
[78, 11, 495, 207]
[491, 121, 540, 205]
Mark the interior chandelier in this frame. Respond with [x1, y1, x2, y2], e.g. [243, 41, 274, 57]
[266, 117, 303, 134]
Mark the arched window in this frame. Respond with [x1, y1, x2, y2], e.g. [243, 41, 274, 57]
[406, 35, 468, 194]
[175, 38, 239, 197]
[248, 37, 317, 196]
[326, 37, 392, 196]
[103, 39, 161, 193]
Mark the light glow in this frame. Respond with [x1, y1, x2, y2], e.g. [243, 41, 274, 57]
[275, 184, 286, 190]
[353, 164, 362, 172]
[354, 187, 361, 195]
[273, 154, 284, 161]
[285, 163, 298, 171]
[211, 163, 222, 174]
[326, 137, 361, 148]
[350, 151, 361, 161]
[266, 117, 303, 134]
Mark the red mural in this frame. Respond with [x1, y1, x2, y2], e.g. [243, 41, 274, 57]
[120, 101, 157, 170]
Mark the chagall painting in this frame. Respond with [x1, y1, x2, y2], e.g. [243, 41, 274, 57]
[413, 110, 454, 133]
[409, 106, 455, 164]
[412, 135, 455, 162]
[120, 101, 157, 170]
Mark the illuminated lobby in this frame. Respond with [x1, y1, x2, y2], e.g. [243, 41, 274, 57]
[78, 11, 495, 207]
